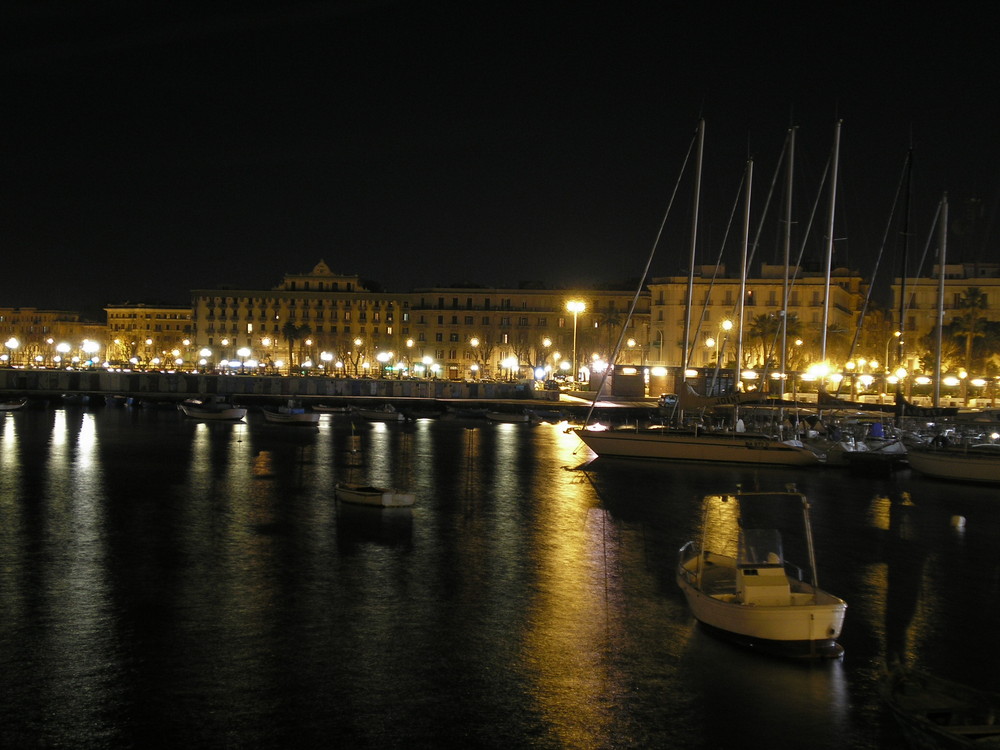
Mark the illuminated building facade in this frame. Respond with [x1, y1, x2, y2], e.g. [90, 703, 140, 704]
[0, 307, 105, 367]
[648, 264, 868, 371]
[105, 303, 194, 367]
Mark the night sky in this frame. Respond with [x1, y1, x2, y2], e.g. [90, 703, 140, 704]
[2, 1, 997, 316]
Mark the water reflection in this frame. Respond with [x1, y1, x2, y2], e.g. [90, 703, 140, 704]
[522, 436, 625, 747]
[4, 410, 1000, 747]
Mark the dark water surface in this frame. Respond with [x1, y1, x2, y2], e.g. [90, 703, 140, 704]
[2, 406, 998, 748]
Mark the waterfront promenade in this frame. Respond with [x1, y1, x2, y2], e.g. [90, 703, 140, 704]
[0, 368, 657, 418]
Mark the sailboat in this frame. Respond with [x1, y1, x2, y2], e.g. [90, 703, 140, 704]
[902, 194, 1000, 484]
[575, 122, 824, 467]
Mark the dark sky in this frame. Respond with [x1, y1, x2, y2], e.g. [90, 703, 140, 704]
[2, 1, 997, 316]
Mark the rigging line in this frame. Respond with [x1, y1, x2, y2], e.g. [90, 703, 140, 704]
[911, 203, 943, 283]
[756, 146, 834, 392]
[583, 122, 701, 427]
[744, 129, 791, 273]
[839, 152, 911, 382]
[738, 130, 795, 384]
[693, 169, 746, 380]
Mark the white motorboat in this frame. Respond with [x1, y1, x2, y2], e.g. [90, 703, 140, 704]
[262, 400, 320, 425]
[906, 443, 1000, 484]
[676, 486, 847, 658]
[353, 404, 405, 422]
[577, 427, 822, 467]
[335, 482, 415, 508]
[0, 397, 27, 411]
[178, 396, 247, 420]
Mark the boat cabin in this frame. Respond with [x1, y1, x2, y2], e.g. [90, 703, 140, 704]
[736, 528, 791, 606]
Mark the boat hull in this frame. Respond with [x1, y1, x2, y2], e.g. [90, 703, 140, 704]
[263, 410, 320, 425]
[577, 429, 821, 466]
[677, 553, 845, 658]
[907, 446, 1000, 484]
[335, 483, 415, 507]
[178, 403, 247, 420]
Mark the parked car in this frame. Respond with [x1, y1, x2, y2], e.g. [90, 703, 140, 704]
[658, 393, 678, 408]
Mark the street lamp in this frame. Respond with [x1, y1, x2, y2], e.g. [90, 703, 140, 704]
[4, 337, 20, 367]
[566, 300, 585, 381]
[469, 337, 479, 379]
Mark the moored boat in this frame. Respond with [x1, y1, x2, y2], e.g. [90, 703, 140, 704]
[0, 397, 27, 410]
[353, 403, 405, 422]
[676, 486, 846, 658]
[313, 403, 350, 413]
[262, 400, 320, 425]
[335, 482, 415, 508]
[178, 395, 247, 421]
[906, 443, 1000, 484]
[881, 664, 1000, 748]
[577, 427, 822, 466]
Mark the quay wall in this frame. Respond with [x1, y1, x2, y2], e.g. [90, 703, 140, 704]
[0, 369, 560, 403]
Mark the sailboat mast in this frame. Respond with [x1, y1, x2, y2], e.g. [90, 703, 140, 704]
[780, 127, 796, 398]
[934, 193, 948, 408]
[736, 158, 752, 392]
[896, 150, 913, 386]
[820, 120, 842, 361]
[682, 120, 705, 371]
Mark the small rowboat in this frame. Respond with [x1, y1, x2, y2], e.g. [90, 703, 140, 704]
[335, 482, 415, 508]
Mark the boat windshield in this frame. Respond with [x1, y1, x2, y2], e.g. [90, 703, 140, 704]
[737, 528, 784, 568]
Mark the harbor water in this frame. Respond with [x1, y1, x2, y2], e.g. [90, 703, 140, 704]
[2, 404, 999, 748]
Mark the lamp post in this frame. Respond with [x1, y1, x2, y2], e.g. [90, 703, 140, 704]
[353, 338, 363, 376]
[4, 337, 19, 367]
[566, 300, 585, 382]
[469, 337, 479, 379]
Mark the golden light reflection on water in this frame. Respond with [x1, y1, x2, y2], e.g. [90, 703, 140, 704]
[43, 410, 116, 738]
[521, 450, 626, 748]
[698, 494, 740, 557]
[0, 414, 21, 499]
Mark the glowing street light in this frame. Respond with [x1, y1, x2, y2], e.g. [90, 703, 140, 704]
[566, 300, 585, 381]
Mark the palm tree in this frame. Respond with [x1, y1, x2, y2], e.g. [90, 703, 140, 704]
[281, 321, 300, 370]
[745, 313, 803, 370]
[296, 323, 313, 367]
[595, 310, 623, 360]
[955, 287, 988, 399]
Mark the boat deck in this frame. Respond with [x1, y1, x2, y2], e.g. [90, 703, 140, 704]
[700, 562, 737, 597]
